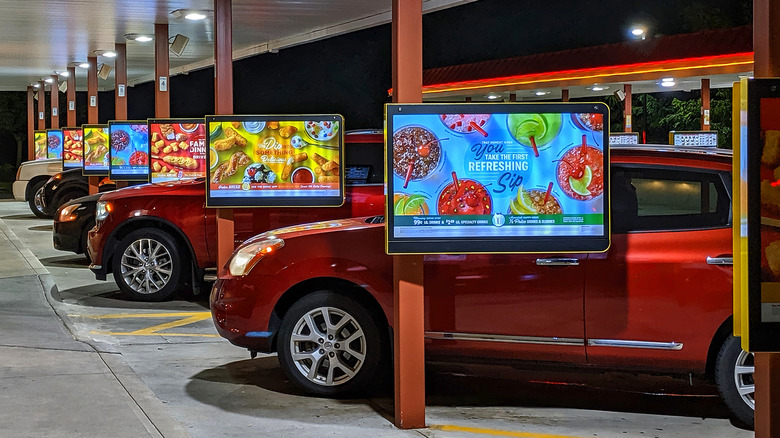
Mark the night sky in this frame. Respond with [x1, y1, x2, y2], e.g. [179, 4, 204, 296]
[107, 0, 752, 129]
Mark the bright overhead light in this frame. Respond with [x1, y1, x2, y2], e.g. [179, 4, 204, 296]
[486, 94, 500, 100]
[135, 36, 152, 42]
[592, 86, 605, 91]
[58, 71, 69, 77]
[33, 83, 39, 88]
[44, 77, 53, 84]
[662, 77, 674, 82]
[103, 51, 116, 58]
[185, 12, 207, 20]
[78, 62, 90, 69]
[535, 91, 549, 96]
[661, 81, 676, 87]
[631, 28, 645, 36]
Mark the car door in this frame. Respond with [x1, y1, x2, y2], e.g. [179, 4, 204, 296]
[424, 251, 587, 363]
[585, 164, 733, 371]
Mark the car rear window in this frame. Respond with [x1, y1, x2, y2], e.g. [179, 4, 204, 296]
[611, 166, 731, 233]
[344, 142, 383, 185]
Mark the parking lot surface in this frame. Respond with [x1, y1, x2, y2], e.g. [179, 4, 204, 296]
[0, 199, 753, 437]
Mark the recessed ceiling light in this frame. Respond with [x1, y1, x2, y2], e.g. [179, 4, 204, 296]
[661, 81, 676, 88]
[486, 94, 500, 100]
[103, 51, 117, 58]
[58, 71, 69, 77]
[631, 28, 645, 36]
[592, 86, 605, 91]
[662, 77, 674, 82]
[185, 12, 207, 20]
[78, 62, 90, 69]
[44, 78, 53, 84]
[135, 36, 152, 42]
[33, 84, 39, 88]
[535, 91, 549, 96]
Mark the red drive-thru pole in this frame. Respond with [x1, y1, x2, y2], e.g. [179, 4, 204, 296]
[26, 86, 34, 161]
[115, 43, 129, 189]
[391, 0, 425, 430]
[50, 74, 59, 129]
[37, 80, 45, 131]
[623, 84, 632, 133]
[753, 1, 780, 436]
[214, 0, 235, 270]
[155, 24, 170, 118]
[701, 78, 710, 131]
[66, 66, 76, 127]
[87, 56, 99, 194]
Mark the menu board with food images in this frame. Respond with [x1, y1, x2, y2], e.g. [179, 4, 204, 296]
[205, 115, 344, 207]
[386, 103, 610, 255]
[747, 78, 780, 352]
[46, 129, 63, 160]
[108, 121, 150, 181]
[62, 127, 83, 169]
[148, 119, 207, 183]
[82, 124, 109, 176]
[33, 130, 47, 160]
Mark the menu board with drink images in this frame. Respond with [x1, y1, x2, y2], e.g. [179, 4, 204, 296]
[386, 103, 610, 254]
[62, 127, 83, 169]
[33, 130, 47, 160]
[149, 119, 207, 183]
[205, 115, 344, 207]
[82, 125, 109, 176]
[108, 121, 150, 181]
[46, 129, 63, 160]
[746, 78, 780, 351]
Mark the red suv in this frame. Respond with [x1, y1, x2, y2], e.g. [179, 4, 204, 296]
[211, 146, 753, 426]
[88, 130, 385, 301]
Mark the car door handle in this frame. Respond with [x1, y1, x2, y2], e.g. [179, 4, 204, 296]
[536, 258, 580, 266]
[706, 256, 733, 265]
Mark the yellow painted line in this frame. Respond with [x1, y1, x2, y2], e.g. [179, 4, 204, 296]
[68, 311, 211, 319]
[429, 424, 586, 438]
[90, 330, 219, 338]
[131, 313, 212, 335]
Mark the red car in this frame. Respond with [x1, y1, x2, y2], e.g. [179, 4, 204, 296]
[211, 146, 754, 426]
[87, 130, 385, 301]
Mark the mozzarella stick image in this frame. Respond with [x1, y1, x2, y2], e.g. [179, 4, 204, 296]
[318, 175, 339, 183]
[281, 156, 294, 181]
[312, 153, 328, 166]
[292, 152, 308, 162]
[322, 160, 339, 172]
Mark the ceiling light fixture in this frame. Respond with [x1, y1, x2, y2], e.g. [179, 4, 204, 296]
[44, 77, 53, 84]
[185, 12, 207, 20]
[33, 83, 39, 88]
[58, 71, 69, 77]
[591, 86, 605, 91]
[486, 94, 500, 100]
[171, 9, 210, 20]
[535, 91, 549, 96]
[662, 77, 675, 82]
[78, 62, 90, 69]
[102, 51, 117, 58]
[661, 81, 676, 87]
[125, 33, 153, 42]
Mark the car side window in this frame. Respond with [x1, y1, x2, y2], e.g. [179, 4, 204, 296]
[612, 166, 731, 232]
[344, 142, 384, 185]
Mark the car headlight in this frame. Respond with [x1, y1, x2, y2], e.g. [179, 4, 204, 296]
[58, 203, 81, 222]
[228, 237, 285, 277]
[95, 201, 112, 221]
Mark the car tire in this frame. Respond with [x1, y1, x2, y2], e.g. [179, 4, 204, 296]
[28, 180, 49, 218]
[53, 189, 87, 214]
[112, 228, 184, 301]
[715, 335, 754, 428]
[277, 290, 388, 396]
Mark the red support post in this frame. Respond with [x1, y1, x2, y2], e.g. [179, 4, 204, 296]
[623, 84, 632, 133]
[50, 74, 59, 129]
[66, 67, 76, 127]
[391, 0, 425, 430]
[155, 24, 170, 118]
[26, 86, 34, 161]
[115, 43, 128, 120]
[37, 80, 45, 130]
[701, 78, 710, 131]
[561, 88, 569, 102]
[87, 56, 99, 194]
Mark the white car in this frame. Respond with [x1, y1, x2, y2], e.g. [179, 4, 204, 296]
[13, 158, 63, 217]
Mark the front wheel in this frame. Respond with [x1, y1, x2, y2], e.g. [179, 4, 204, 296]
[28, 180, 49, 218]
[715, 335, 755, 427]
[112, 228, 185, 301]
[277, 290, 388, 396]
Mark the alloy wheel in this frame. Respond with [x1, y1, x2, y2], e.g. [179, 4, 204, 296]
[733, 349, 755, 410]
[289, 306, 367, 386]
[33, 187, 45, 214]
[119, 238, 173, 295]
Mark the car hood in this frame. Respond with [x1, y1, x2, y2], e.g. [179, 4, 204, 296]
[98, 178, 205, 202]
[242, 217, 383, 245]
[66, 192, 102, 206]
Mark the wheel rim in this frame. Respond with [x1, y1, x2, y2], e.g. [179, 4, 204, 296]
[119, 238, 173, 295]
[733, 349, 755, 410]
[289, 306, 367, 387]
[33, 187, 45, 213]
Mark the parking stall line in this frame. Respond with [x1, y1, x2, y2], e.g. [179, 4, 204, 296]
[429, 424, 586, 438]
[67, 311, 220, 338]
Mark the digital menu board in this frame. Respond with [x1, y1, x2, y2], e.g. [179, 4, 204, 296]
[108, 121, 150, 181]
[62, 127, 83, 169]
[33, 130, 47, 160]
[148, 119, 207, 183]
[386, 103, 610, 254]
[669, 130, 719, 147]
[46, 129, 63, 160]
[82, 124, 109, 176]
[205, 115, 344, 207]
[746, 78, 780, 352]
[609, 132, 640, 146]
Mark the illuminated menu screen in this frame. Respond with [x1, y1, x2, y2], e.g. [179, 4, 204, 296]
[33, 131, 47, 160]
[670, 131, 718, 147]
[62, 127, 83, 169]
[205, 115, 344, 207]
[148, 119, 207, 183]
[82, 125, 109, 176]
[609, 132, 639, 145]
[108, 121, 149, 181]
[46, 129, 63, 160]
[386, 103, 610, 254]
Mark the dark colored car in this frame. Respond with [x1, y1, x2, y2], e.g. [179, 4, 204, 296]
[210, 146, 754, 426]
[40, 168, 116, 218]
[87, 131, 385, 302]
[53, 193, 101, 262]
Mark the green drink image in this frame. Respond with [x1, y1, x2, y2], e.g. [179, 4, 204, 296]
[507, 113, 563, 153]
